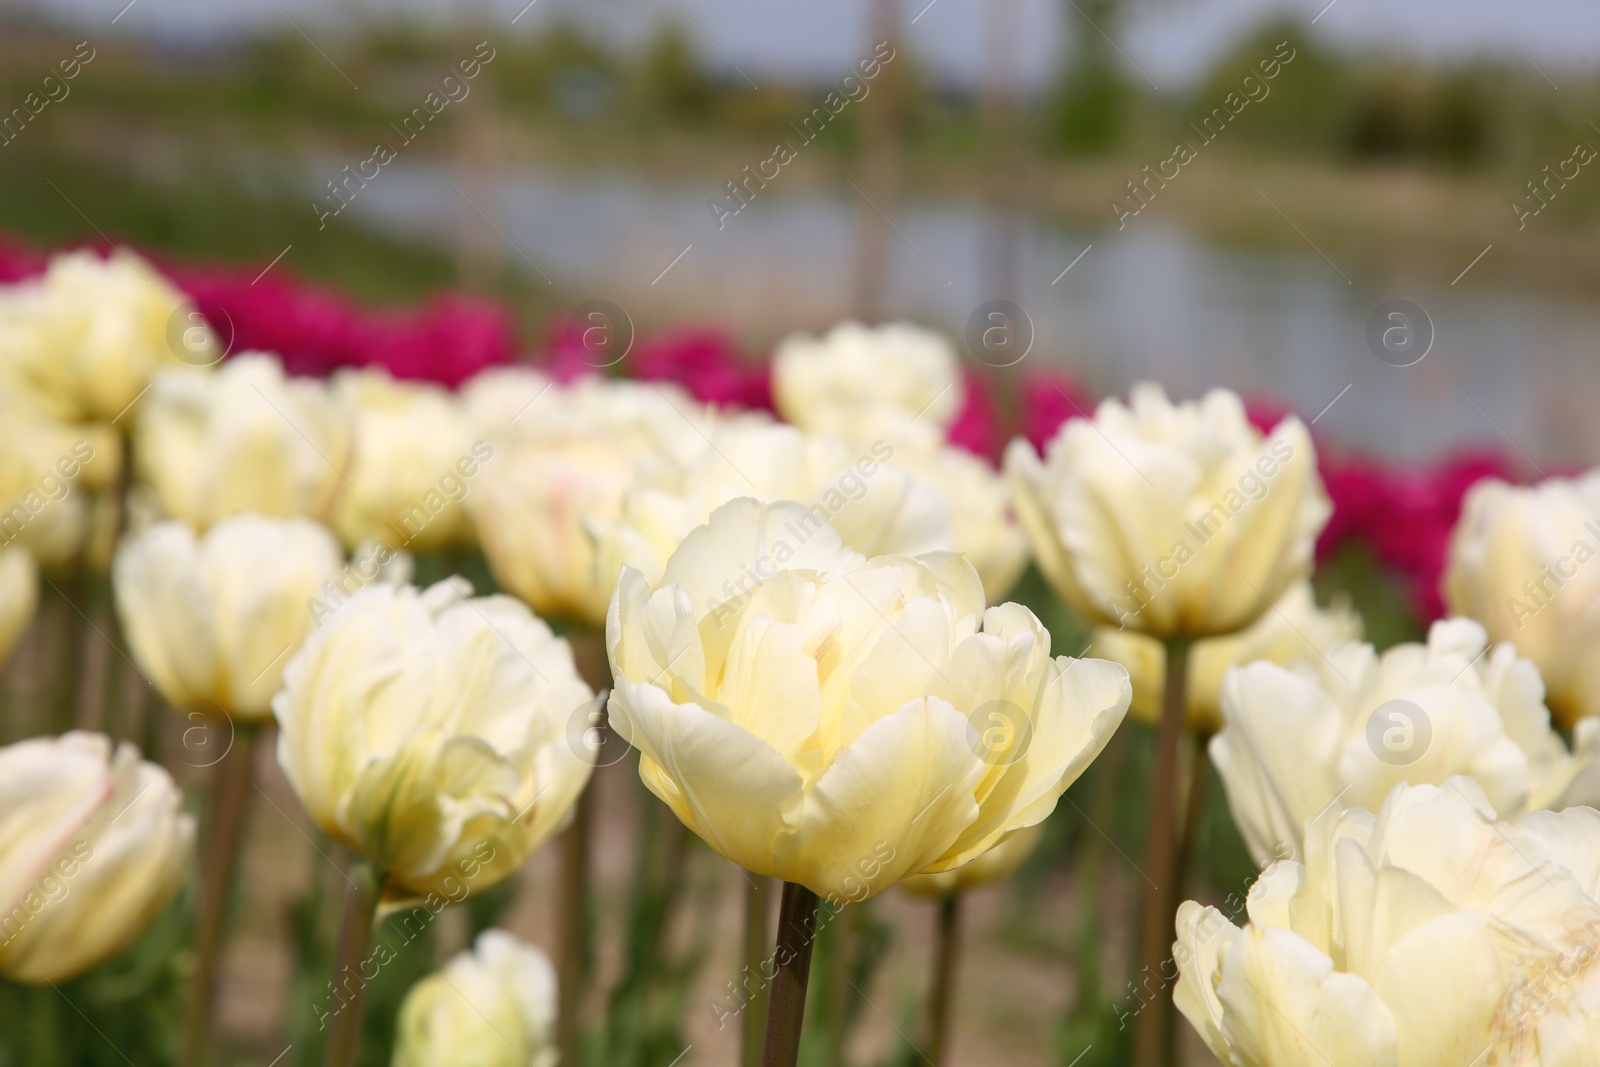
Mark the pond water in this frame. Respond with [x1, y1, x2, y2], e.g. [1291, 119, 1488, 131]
[321, 156, 1600, 467]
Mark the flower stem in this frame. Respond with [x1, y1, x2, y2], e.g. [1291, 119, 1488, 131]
[742, 874, 774, 1067]
[178, 722, 258, 1067]
[323, 860, 382, 1067]
[1131, 634, 1191, 1067]
[1174, 730, 1211, 902]
[559, 628, 608, 1063]
[761, 882, 821, 1067]
[926, 894, 962, 1066]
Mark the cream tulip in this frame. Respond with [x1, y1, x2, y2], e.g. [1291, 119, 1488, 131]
[0, 547, 38, 670]
[465, 368, 704, 626]
[594, 414, 949, 591]
[134, 353, 351, 529]
[1174, 779, 1600, 1067]
[606, 497, 1132, 901]
[113, 516, 345, 721]
[1445, 472, 1600, 731]
[773, 321, 960, 452]
[0, 249, 216, 423]
[1005, 383, 1330, 638]
[900, 443, 1029, 602]
[597, 413, 1028, 605]
[0, 388, 120, 569]
[1096, 582, 1362, 735]
[332, 368, 479, 552]
[0, 732, 193, 984]
[393, 929, 558, 1067]
[1210, 617, 1599, 864]
[273, 578, 594, 898]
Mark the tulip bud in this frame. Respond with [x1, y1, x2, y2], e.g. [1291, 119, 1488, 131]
[1006, 383, 1330, 638]
[273, 578, 594, 897]
[393, 929, 558, 1067]
[607, 497, 1131, 900]
[0, 732, 193, 984]
[134, 353, 351, 529]
[113, 516, 345, 721]
[0, 546, 38, 670]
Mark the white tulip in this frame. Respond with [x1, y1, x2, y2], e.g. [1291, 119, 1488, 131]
[393, 929, 558, 1067]
[273, 578, 594, 897]
[0, 387, 119, 569]
[1211, 617, 1599, 864]
[332, 368, 480, 552]
[594, 413, 949, 589]
[0, 732, 193, 984]
[0, 249, 215, 423]
[113, 516, 345, 721]
[898, 443, 1029, 603]
[134, 353, 351, 529]
[773, 321, 961, 452]
[465, 368, 705, 626]
[1445, 471, 1600, 730]
[1006, 382, 1330, 638]
[1175, 779, 1600, 1067]
[607, 497, 1131, 899]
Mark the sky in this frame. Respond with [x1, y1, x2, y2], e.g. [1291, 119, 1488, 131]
[10, 0, 1598, 91]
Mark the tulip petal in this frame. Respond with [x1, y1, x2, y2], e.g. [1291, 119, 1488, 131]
[1173, 902, 1239, 1060]
[1371, 910, 1503, 1067]
[1217, 925, 1400, 1067]
[660, 497, 861, 622]
[609, 678, 803, 875]
[935, 652, 1130, 869]
[778, 696, 983, 899]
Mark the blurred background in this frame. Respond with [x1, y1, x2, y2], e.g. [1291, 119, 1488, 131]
[1, 1, 1595, 1064]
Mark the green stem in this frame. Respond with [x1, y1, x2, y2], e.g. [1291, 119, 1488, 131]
[1131, 634, 1191, 1067]
[926, 894, 962, 1067]
[178, 723, 259, 1067]
[761, 882, 821, 1067]
[742, 874, 774, 1067]
[323, 861, 382, 1067]
[1174, 730, 1211, 903]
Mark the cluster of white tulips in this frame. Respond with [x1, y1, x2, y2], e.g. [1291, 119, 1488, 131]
[1, 248, 1599, 1067]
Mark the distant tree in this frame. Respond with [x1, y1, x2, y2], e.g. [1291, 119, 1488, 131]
[1049, 0, 1130, 155]
[636, 23, 716, 122]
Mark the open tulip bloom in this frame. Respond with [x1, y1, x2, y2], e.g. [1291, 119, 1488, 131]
[272, 576, 595, 1066]
[274, 577, 595, 900]
[606, 497, 1131, 1060]
[1211, 618, 1600, 865]
[1175, 778, 1600, 1066]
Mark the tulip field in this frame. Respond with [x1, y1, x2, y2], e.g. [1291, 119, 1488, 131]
[2, 232, 1598, 1067]
[6, 6, 1600, 1067]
